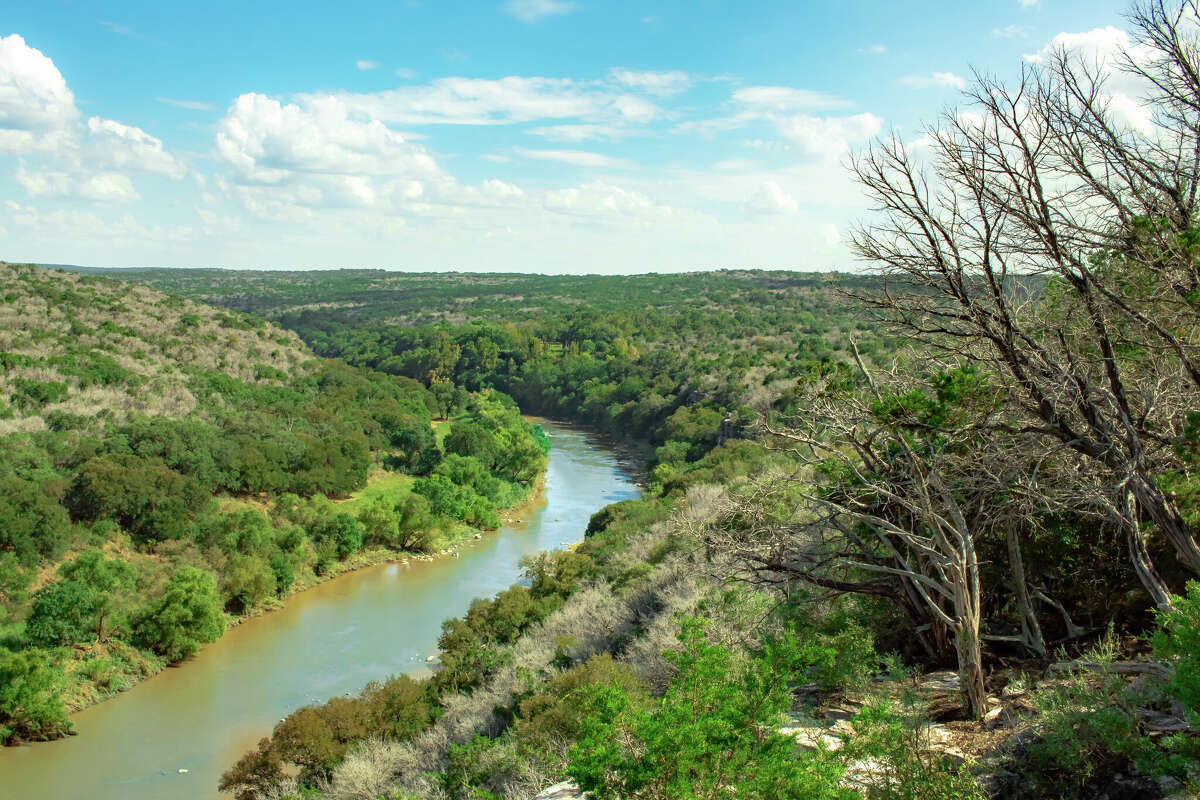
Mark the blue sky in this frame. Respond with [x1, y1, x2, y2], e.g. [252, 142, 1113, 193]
[0, 0, 1131, 272]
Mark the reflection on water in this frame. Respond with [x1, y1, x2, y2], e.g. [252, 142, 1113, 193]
[0, 419, 638, 800]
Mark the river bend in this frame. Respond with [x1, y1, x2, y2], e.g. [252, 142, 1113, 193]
[0, 419, 638, 800]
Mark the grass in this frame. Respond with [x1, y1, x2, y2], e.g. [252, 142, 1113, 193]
[334, 469, 415, 514]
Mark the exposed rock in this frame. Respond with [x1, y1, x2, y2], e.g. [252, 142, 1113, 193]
[921, 670, 962, 692]
[983, 705, 1020, 731]
[532, 780, 586, 800]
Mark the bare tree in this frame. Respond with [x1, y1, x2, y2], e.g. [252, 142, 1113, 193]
[694, 357, 1064, 720]
[847, 1, 1200, 608]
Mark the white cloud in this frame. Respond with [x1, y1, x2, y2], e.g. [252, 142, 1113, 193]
[992, 24, 1032, 39]
[87, 117, 187, 178]
[776, 112, 883, 158]
[156, 97, 214, 111]
[0, 33, 187, 203]
[395, 67, 417, 79]
[0, 34, 78, 150]
[514, 147, 619, 167]
[608, 68, 691, 96]
[526, 123, 632, 141]
[311, 76, 661, 126]
[17, 168, 140, 203]
[356, 59, 381, 71]
[899, 72, 967, 90]
[544, 181, 666, 219]
[745, 180, 799, 215]
[1018, 0, 1039, 7]
[215, 93, 441, 191]
[858, 44, 887, 55]
[1024, 26, 1154, 133]
[504, 0, 577, 22]
[733, 86, 852, 111]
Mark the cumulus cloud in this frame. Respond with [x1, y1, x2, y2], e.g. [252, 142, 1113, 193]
[0, 33, 186, 202]
[899, 72, 967, 90]
[87, 117, 187, 178]
[505, 0, 576, 22]
[608, 68, 691, 96]
[858, 44, 887, 54]
[0, 33, 78, 151]
[544, 181, 666, 219]
[216, 93, 441, 192]
[733, 86, 852, 111]
[356, 59, 380, 70]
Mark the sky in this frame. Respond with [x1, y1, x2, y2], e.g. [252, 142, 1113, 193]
[0, 0, 1135, 273]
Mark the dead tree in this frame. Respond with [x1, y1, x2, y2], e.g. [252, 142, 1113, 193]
[696, 360, 1056, 720]
[847, 1, 1200, 608]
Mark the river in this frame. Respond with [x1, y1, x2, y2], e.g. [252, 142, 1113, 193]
[0, 419, 638, 800]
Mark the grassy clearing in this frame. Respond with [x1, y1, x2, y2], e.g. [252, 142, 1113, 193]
[334, 469, 415, 514]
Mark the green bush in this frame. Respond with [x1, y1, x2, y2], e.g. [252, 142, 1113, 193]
[843, 700, 984, 800]
[0, 647, 70, 744]
[133, 566, 226, 662]
[569, 617, 852, 800]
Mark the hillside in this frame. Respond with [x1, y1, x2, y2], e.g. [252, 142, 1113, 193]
[0, 264, 551, 746]
[0, 262, 311, 434]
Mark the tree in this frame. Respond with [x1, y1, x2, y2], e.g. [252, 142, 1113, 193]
[25, 580, 98, 647]
[0, 647, 70, 744]
[0, 476, 71, 567]
[847, 2, 1200, 607]
[57, 551, 137, 641]
[65, 454, 208, 543]
[133, 566, 226, 662]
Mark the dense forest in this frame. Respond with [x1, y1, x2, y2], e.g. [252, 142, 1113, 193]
[0, 262, 549, 746]
[9, 3, 1200, 799]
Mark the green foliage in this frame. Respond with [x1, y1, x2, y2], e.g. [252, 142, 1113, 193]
[308, 512, 365, 560]
[414, 474, 500, 530]
[0, 647, 70, 744]
[1153, 580, 1200, 716]
[843, 701, 984, 800]
[0, 475, 71, 567]
[26, 580, 98, 647]
[57, 551, 138, 641]
[133, 566, 226, 662]
[568, 617, 852, 800]
[66, 454, 208, 542]
[1018, 632, 1197, 795]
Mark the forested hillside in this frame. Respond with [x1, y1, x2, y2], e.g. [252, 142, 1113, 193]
[0, 263, 549, 745]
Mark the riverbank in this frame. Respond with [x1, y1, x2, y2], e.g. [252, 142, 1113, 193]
[52, 469, 548, 724]
[0, 420, 636, 800]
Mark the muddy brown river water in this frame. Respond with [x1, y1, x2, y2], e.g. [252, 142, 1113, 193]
[0, 419, 638, 800]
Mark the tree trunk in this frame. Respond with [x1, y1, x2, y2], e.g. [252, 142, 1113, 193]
[1127, 519, 1176, 611]
[954, 620, 988, 720]
[1006, 528, 1046, 657]
[953, 563, 988, 720]
[1130, 471, 1200, 577]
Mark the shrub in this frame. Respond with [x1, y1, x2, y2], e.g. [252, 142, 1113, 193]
[842, 700, 984, 800]
[133, 566, 226, 662]
[0, 647, 70, 744]
[568, 617, 852, 800]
